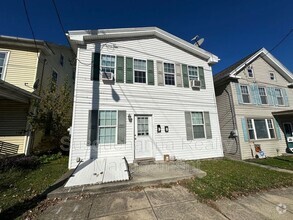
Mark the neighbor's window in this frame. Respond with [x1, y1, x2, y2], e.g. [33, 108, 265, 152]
[101, 54, 115, 74]
[247, 67, 254, 78]
[60, 54, 64, 66]
[258, 87, 268, 104]
[98, 110, 117, 144]
[247, 118, 275, 140]
[247, 119, 255, 139]
[275, 88, 284, 106]
[240, 85, 250, 103]
[270, 72, 275, 80]
[52, 71, 58, 83]
[188, 66, 198, 80]
[0, 52, 8, 80]
[191, 112, 205, 138]
[134, 59, 146, 83]
[164, 62, 175, 85]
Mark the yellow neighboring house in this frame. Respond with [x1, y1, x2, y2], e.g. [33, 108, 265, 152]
[0, 36, 75, 155]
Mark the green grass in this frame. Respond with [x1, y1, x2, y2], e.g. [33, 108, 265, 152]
[0, 156, 68, 219]
[188, 159, 293, 201]
[247, 156, 293, 171]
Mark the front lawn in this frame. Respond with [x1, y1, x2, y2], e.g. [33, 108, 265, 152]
[247, 156, 293, 171]
[0, 155, 68, 219]
[188, 159, 293, 201]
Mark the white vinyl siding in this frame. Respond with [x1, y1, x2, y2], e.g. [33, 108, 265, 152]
[68, 37, 223, 168]
[98, 110, 117, 144]
[247, 118, 275, 140]
[164, 62, 175, 85]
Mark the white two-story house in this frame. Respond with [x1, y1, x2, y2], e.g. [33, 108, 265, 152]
[67, 27, 223, 169]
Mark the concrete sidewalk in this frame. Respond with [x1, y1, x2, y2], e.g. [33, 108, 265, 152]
[39, 186, 293, 220]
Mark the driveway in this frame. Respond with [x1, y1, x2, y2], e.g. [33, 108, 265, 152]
[38, 186, 293, 219]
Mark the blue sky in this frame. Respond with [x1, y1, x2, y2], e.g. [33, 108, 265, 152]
[1, 0, 293, 73]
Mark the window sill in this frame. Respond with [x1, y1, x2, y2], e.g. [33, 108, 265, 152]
[249, 138, 278, 142]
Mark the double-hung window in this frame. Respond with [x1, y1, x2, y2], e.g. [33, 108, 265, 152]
[0, 52, 8, 80]
[98, 110, 117, 144]
[188, 66, 198, 80]
[134, 59, 146, 83]
[258, 87, 268, 104]
[191, 112, 205, 138]
[246, 118, 275, 140]
[275, 88, 284, 106]
[270, 72, 275, 80]
[101, 54, 115, 74]
[247, 67, 254, 78]
[164, 63, 175, 85]
[240, 85, 250, 103]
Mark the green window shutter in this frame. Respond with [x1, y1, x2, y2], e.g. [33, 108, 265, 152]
[182, 64, 189, 88]
[147, 60, 154, 85]
[157, 61, 164, 86]
[204, 112, 212, 139]
[87, 110, 98, 146]
[198, 67, 206, 89]
[126, 57, 133, 83]
[117, 110, 127, 144]
[282, 88, 289, 107]
[241, 117, 249, 142]
[116, 56, 124, 83]
[184, 111, 193, 140]
[235, 83, 243, 104]
[274, 119, 282, 140]
[175, 63, 183, 87]
[92, 53, 100, 81]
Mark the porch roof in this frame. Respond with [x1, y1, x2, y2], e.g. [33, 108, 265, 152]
[0, 80, 39, 103]
[272, 109, 293, 116]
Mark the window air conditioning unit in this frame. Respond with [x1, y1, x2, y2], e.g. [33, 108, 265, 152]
[101, 72, 114, 81]
[191, 80, 201, 89]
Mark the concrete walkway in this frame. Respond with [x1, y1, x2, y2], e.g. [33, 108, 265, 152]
[39, 186, 293, 220]
[243, 160, 293, 174]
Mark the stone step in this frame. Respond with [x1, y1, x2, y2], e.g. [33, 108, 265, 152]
[134, 157, 155, 165]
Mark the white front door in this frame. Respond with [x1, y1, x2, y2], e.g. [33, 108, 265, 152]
[134, 115, 153, 159]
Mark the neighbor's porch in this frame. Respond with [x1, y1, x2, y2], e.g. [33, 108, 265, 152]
[0, 80, 39, 156]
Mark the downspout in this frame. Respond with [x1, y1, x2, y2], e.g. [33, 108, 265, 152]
[224, 85, 240, 155]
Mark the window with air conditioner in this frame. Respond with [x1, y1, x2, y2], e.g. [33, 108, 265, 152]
[101, 54, 115, 76]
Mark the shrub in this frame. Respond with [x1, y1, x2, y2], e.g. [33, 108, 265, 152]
[0, 156, 40, 172]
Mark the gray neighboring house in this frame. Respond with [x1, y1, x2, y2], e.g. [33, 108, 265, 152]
[214, 48, 293, 160]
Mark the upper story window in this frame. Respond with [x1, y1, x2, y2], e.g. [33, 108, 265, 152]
[191, 112, 205, 139]
[188, 66, 198, 80]
[60, 54, 64, 67]
[275, 88, 284, 106]
[240, 85, 250, 103]
[247, 118, 275, 140]
[247, 66, 254, 78]
[270, 72, 275, 80]
[164, 62, 175, 85]
[0, 52, 8, 80]
[258, 87, 268, 104]
[101, 54, 115, 74]
[134, 59, 146, 83]
[98, 110, 117, 144]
